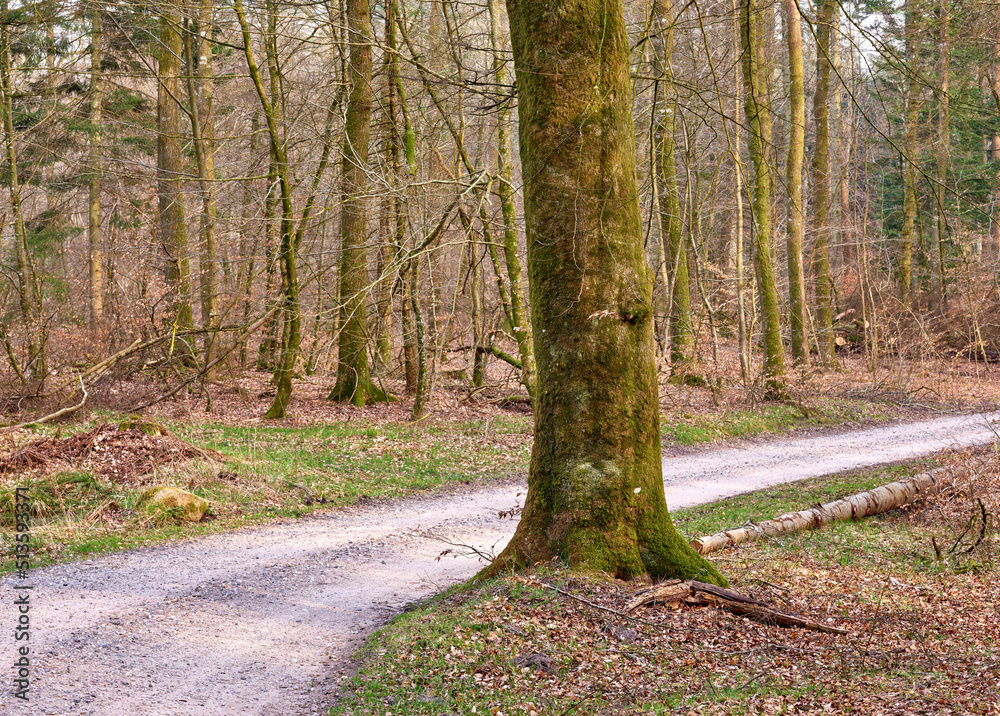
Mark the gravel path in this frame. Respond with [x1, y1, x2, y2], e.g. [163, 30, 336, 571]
[4, 411, 999, 715]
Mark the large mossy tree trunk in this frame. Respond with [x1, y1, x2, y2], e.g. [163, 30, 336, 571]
[485, 0, 725, 586]
[329, 0, 389, 407]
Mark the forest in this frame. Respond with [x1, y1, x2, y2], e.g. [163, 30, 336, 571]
[1, 0, 999, 712]
[0, 0, 997, 416]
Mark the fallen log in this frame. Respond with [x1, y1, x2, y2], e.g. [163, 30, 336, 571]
[690, 468, 947, 555]
[627, 579, 848, 635]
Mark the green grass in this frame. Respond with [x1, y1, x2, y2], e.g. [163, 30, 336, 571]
[0, 413, 534, 573]
[661, 400, 896, 445]
[669, 462, 921, 539]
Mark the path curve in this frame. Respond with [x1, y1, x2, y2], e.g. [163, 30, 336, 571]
[4, 411, 999, 715]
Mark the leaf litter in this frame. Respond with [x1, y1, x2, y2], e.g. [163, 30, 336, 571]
[333, 448, 1000, 716]
[0, 423, 222, 484]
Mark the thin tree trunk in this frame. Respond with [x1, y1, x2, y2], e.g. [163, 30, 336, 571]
[810, 0, 838, 363]
[409, 255, 428, 419]
[900, 0, 921, 302]
[488, 0, 534, 398]
[158, 2, 192, 331]
[184, 0, 219, 377]
[652, 0, 694, 378]
[990, 37, 1000, 259]
[234, 0, 302, 418]
[88, 8, 104, 328]
[741, 0, 785, 397]
[1, 0, 45, 380]
[931, 0, 949, 305]
[783, 0, 808, 365]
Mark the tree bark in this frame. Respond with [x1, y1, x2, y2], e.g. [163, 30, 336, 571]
[783, 0, 808, 365]
[1, 0, 45, 380]
[900, 0, 921, 302]
[810, 0, 838, 363]
[329, 0, 389, 406]
[741, 0, 786, 397]
[485, 0, 725, 585]
[158, 3, 192, 331]
[88, 7, 104, 328]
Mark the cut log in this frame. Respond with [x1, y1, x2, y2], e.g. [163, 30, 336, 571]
[690, 468, 946, 555]
[627, 579, 848, 635]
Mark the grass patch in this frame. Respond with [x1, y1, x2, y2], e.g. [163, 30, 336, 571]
[329, 448, 999, 715]
[661, 400, 896, 446]
[0, 413, 533, 573]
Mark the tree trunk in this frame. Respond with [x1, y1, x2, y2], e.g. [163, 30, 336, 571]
[158, 3, 192, 331]
[88, 7, 104, 328]
[488, 0, 535, 399]
[691, 469, 945, 554]
[486, 0, 725, 585]
[184, 0, 220, 378]
[329, 0, 389, 406]
[652, 0, 694, 378]
[742, 0, 786, 397]
[783, 0, 808, 365]
[900, 0, 921, 302]
[931, 0, 949, 305]
[810, 0, 838, 363]
[0, 0, 45, 380]
[234, 0, 302, 418]
[991, 37, 1000, 259]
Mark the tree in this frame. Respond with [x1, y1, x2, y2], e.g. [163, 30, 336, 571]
[899, 0, 921, 302]
[329, 0, 390, 406]
[810, 0, 838, 363]
[652, 0, 695, 380]
[87, 5, 104, 328]
[741, 0, 786, 396]
[158, 0, 193, 331]
[485, 0, 725, 585]
[783, 0, 808, 364]
[234, 0, 302, 418]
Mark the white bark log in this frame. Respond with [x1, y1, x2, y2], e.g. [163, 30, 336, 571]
[690, 468, 946, 554]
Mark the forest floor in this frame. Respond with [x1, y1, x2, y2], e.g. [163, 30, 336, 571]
[0, 350, 999, 714]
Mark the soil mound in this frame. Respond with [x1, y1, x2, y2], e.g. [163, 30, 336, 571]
[0, 424, 222, 483]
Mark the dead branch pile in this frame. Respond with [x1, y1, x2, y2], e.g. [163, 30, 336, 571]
[0, 424, 222, 484]
[627, 579, 848, 634]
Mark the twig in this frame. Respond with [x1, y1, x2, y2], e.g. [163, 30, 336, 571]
[1, 376, 88, 432]
[131, 306, 280, 412]
[528, 579, 648, 624]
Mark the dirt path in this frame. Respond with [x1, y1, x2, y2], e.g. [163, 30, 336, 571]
[5, 411, 999, 715]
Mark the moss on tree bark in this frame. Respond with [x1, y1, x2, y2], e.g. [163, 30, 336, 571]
[484, 0, 725, 586]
